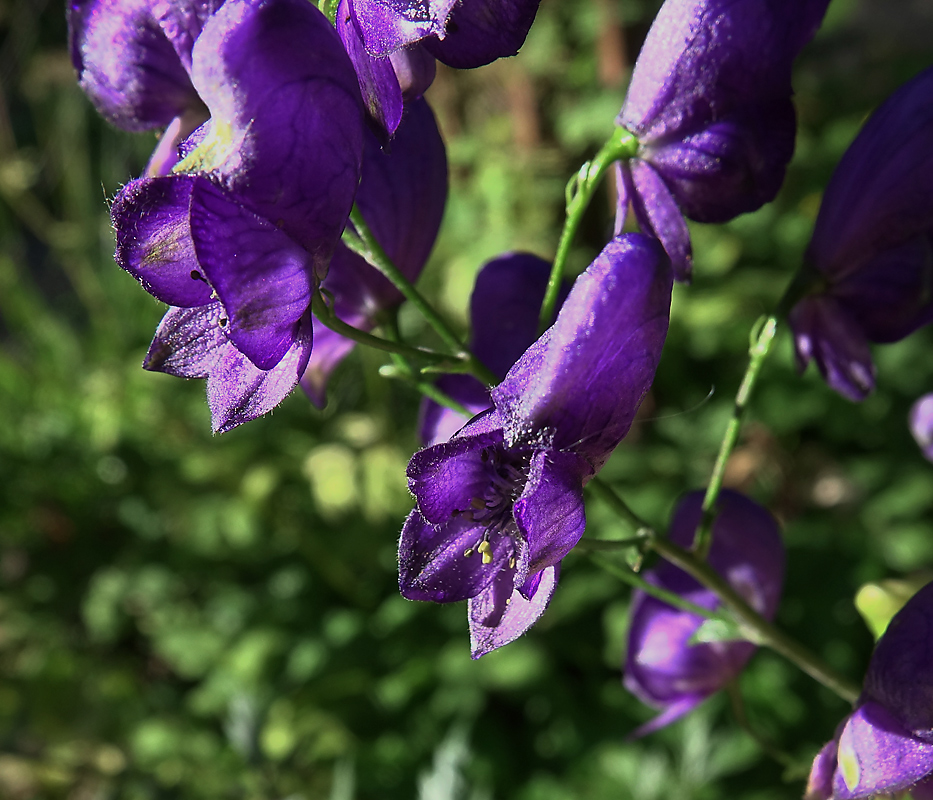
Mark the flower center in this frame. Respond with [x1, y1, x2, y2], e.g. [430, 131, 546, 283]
[459, 446, 530, 564]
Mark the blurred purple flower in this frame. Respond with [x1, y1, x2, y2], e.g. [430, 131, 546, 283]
[806, 580, 933, 800]
[789, 67, 933, 400]
[624, 490, 784, 736]
[615, 0, 829, 279]
[910, 394, 933, 462]
[419, 251, 567, 446]
[69, 0, 224, 174]
[399, 234, 672, 657]
[347, 0, 541, 70]
[300, 98, 448, 407]
[111, 0, 365, 432]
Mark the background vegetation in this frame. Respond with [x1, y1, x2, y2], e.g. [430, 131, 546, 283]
[2, 0, 933, 797]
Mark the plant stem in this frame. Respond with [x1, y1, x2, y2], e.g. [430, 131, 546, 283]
[311, 292, 456, 365]
[650, 535, 860, 704]
[692, 315, 778, 557]
[590, 556, 724, 621]
[589, 479, 861, 704]
[344, 207, 499, 386]
[538, 127, 639, 333]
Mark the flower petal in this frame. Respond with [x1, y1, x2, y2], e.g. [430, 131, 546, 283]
[910, 395, 933, 463]
[349, 0, 456, 56]
[808, 66, 933, 277]
[185, 0, 364, 259]
[407, 429, 506, 524]
[188, 177, 313, 370]
[863, 580, 933, 741]
[468, 564, 559, 658]
[68, 0, 203, 131]
[492, 233, 672, 469]
[423, 0, 542, 69]
[628, 159, 693, 281]
[206, 315, 314, 433]
[112, 174, 213, 308]
[789, 294, 876, 401]
[804, 739, 839, 800]
[513, 450, 590, 575]
[833, 701, 933, 799]
[398, 511, 512, 602]
[144, 303, 227, 378]
[337, 0, 404, 136]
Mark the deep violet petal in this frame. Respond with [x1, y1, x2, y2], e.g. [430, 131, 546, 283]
[910, 395, 933, 463]
[628, 159, 693, 281]
[144, 303, 227, 378]
[492, 233, 672, 469]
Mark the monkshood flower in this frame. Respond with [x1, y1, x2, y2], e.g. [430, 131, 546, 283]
[301, 97, 447, 407]
[614, 0, 829, 280]
[348, 0, 541, 70]
[805, 581, 933, 800]
[910, 394, 933, 463]
[419, 252, 564, 447]
[624, 490, 784, 737]
[69, 0, 224, 174]
[789, 66, 933, 401]
[337, 0, 436, 137]
[112, 0, 365, 432]
[399, 234, 673, 657]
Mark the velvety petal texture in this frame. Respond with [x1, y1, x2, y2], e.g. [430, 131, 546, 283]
[624, 490, 785, 735]
[349, 0, 541, 68]
[112, 0, 365, 430]
[300, 98, 447, 406]
[419, 252, 562, 446]
[615, 0, 829, 277]
[790, 66, 933, 398]
[493, 234, 673, 470]
[68, 0, 221, 131]
[807, 581, 933, 799]
[399, 233, 673, 656]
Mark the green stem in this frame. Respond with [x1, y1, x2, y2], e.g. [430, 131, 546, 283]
[344, 207, 499, 387]
[692, 316, 778, 557]
[538, 127, 639, 333]
[650, 536, 860, 704]
[590, 556, 724, 621]
[589, 479, 861, 705]
[311, 292, 456, 365]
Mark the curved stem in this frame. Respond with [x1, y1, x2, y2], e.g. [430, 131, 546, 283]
[588, 479, 861, 704]
[311, 292, 456, 365]
[538, 127, 639, 333]
[650, 536, 860, 704]
[344, 207, 499, 387]
[692, 315, 778, 557]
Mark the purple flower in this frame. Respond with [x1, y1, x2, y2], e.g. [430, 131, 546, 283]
[624, 490, 785, 736]
[111, 0, 365, 432]
[69, 0, 224, 174]
[301, 97, 448, 407]
[419, 251, 566, 446]
[789, 67, 933, 401]
[615, 0, 829, 280]
[910, 395, 933, 462]
[806, 581, 933, 800]
[399, 234, 673, 657]
[347, 0, 541, 70]
[337, 0, 436, 137]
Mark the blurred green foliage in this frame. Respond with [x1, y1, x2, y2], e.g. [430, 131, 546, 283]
[1, 0, 933, 798]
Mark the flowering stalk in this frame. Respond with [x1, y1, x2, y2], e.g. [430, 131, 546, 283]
[345, 206, 499, 385]
[538, 127, 639, 332]
[692, 315, 778, 557]
[589, 479, 860, 704]
[310, 290, 456, 365]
